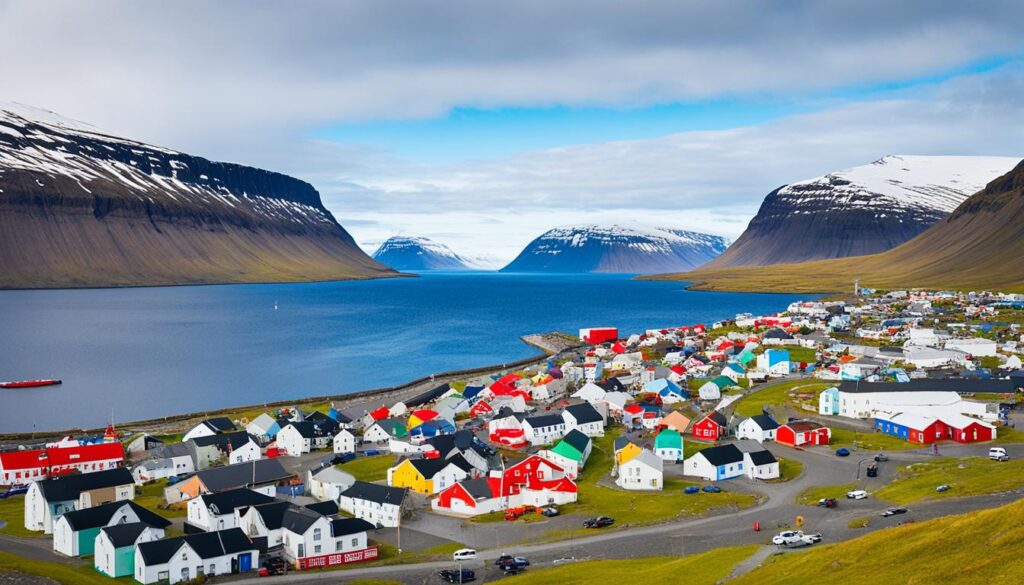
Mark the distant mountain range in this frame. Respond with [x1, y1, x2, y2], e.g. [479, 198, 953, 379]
[656, 158, 1024, 293]
[371, 236, 478, 270]
[501, 224, 729, 274]
[704, 155, 1020, 269]
[0, 102, 397, 288]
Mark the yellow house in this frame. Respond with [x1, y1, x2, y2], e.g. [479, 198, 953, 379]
[614, 441, 642, 466]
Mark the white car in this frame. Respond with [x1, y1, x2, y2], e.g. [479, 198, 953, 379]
[772, 530, 805, 546]
[846, 489, 868, 500]
[452, 548, 477, 562]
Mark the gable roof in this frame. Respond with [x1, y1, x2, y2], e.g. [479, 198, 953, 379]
[195, 459, 292, 492]
[189, 430, 257, 450]
[305, 500, 339, 516]
[100, 522, 153, 548]
[700, 411, 727, 427]
[372, 419, 408, 438]
[60, 500, 171, 531]
[749, 414, 779, 431]
[525, 414, 563, 428]
[654, 428, 683, 449]
[561, 429, 591, 454]
[456, 478, 494, 500]
[746, 449, 778, 466]
[339, 480, 407, 506]
[280, 507, 326, 535]
[36, 467, 134, 502]
[564, 403, 603, 425]
[695, 443, 744, 466]
[137, 528, 256, 565]
[283, 421, 318, 439]
[199, 488, 277, 515]
[331, 517, 375, 536]
[598, 378, 627, 393]
[192, 417, 237, 434]
[407, 454, 472, 477]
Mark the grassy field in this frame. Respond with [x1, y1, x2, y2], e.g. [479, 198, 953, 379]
[769, 457, 804, 483]
[875, 457, 1024, 505]
[795, 482, 857, 506]
[828, 427, 922, 452]
[847, 516, 870, 529]
[340, 454, 394, 482]
[134, 479, 187, 519]
[0, 496, 38, 537]
[732, 498, 1024, 584]
[507, 545, 759, 585]
[0, 552, 112, 585]
[991, 425, 1024, 444]
[732, 379, 833, 417]
[514, 430, 757, 540]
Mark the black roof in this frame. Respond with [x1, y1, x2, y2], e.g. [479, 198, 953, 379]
[280, 507, 325, 535]
[598, 378, 627, 393]
[750, 414, 779, 431]
[305, 500, 339, 516]
[696, 444, 744, 466]
[197, 417, 237, 433]
[149, 442, 191, 460]
[339, 481, 407, 506]
[561, 429, 591, 454]
[190, 430, 256, 450]
[330, 517, 375, 537]
[408, 453, 473, 477]
[37, 468, 134, 502]
[458, 478, 494, 499]
[525, 414, 563, 428]
[703, 411, 728, 427]
[406, 383, 452, 408]
[241, 501, 293, 529]
[838, 379, 1016, 394]
[100, 522, 152, 548]
[565, 403, 603, 425]
[285, 421, 318, 439]
[61, 500, 171, 531]
[199, 488, 277, 516]
[137, 528, 256, 565]
[196, 459, 293, 492]
[746, 449, 778, 466]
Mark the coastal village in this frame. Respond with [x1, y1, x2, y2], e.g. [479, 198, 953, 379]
[2, 289, 1024, 583]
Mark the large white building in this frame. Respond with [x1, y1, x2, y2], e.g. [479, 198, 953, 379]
[835, 381, 1003, 422]
[337, 481, 408, 528]
[134, 528, 259, 584]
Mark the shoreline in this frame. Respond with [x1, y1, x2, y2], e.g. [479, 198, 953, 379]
[0, 332, 584, 444]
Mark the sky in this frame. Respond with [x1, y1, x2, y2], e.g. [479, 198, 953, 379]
[2, 1, 1024, 265]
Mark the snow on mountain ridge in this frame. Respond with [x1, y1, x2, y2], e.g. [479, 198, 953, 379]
[372, 235, 481, 270]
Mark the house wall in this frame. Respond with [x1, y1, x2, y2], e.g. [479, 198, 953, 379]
[136, 544, 258, 585]
[229, 442, 261, 465]
[338, 496, 402, 528]
[615, 461, 662, 490]
[277, 427, 312, 456]
[334, 431, 356, 454]
[283, 518, 368, 562]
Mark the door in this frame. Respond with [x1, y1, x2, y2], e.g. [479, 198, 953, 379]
[239, 553, 252, 572]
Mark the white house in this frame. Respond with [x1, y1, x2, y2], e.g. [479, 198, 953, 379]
[561, 403, 605, 437]
[134, 528, 259, 584]
[25, 468, 135, 534]
[276, 422, 316, 456]
[615, 450, 663, 491]
[757, 349, 791, 377]
[245, 413, 278, 444]
[227, 438, 261, 465]
[735, 414, 779, 443]
[134, 443, 195, 484]
[337, 481, 407, 528]
[185, 488, 277, 532]
[94, 523, 165, 579]
[522, 414, 566, 446]
[683, 444, 745, 481]
[363, 420, 407, 444]
[181, 417, 237, 443]
[944, 338, 998, 358]
[743, 450, 780, 480]
[307, 465, 355, 502]
[571, 382, 606, 404]
[333, 429, 357, 454]
[281, 510, 373, 563]
[904, 347, 966, 369]
[52, 500, 169, 557]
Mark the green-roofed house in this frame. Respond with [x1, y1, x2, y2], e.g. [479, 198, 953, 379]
[736, 350, 756, 366]
[722, 363, 746, 383]
[539, 429, 592, 479]
[653, 429, 684, 462]
[698, 376, 737, 401]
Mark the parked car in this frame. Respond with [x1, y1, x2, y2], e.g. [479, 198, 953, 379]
[540, 506, 559, 517]
[881, 507, 908, 517]
[0, 485, 28, 499]
[989, 447, 1009, 462]
[364, 449, 383, 456]
[684, 486, 700, 494]
[772, 530, 805, 546]
[818, 498, 837, 508]
[804, 532, 823, 543]
[452, 548, 477, 562]
[835, 448, 851, 457]
[438, 569, 476, 583]
[936, 484, 951, 492]
[866, 464, 878, 478]
[497, 556, 530, 569]
[846, 490, 868, 500]
[324, 452, 357, 466]
[702, 485, 722, 493]
[583, 516, 615, 528]
[262, 557, 287, 576]
[874, 453, 889, 462]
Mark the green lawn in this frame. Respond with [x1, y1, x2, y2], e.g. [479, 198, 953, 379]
[521, 430, 757, 540]
[0, 495, 40, 537]
[732, 498, 1024, 585]
[506, 545, 759, 584]
[134, 479, 187, 519]
[340, 454, 394, 482]
[875, 457, 1024, 505]
[828, 427, 929, 451]
[768, 457, 804, 483]
[795, 482, 857, 506]
[733, 380, 833, 417]
[0, 552, 116, 585]
[782, 346, 818, 364]
[847, 516, 870, 529]
[990, 425, 1024, 444]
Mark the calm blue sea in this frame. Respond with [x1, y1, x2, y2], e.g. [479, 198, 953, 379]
[0, 273, 812, 432]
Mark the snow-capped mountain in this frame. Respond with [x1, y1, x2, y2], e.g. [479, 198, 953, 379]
[371, 236, 479, 271]
[0, 102, 395, 288]
[706, 155, 1020, 268]
[501, 224, 729, 274]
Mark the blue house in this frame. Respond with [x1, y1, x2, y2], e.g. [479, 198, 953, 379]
[818, 387, 840, 415]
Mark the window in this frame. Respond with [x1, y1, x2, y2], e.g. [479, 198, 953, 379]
[314, 545, 321, 554]
[336, 541, 343, 551]
[313, 528, 322, 541]
[208, 565, 215, 576]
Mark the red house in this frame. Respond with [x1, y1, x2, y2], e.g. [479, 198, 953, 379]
[469, 400, 493, 417]
[500, 454, 566, 492]
[691, 411, 727, 441]
[579, 327, 618, 344]
[0, 442, 124, 485]
[944, 414, 996, 443]
[776, 421, 831, 447]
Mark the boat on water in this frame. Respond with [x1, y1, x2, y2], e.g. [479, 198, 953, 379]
[0, 379, 62, 388]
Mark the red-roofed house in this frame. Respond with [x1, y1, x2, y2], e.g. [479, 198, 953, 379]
[776, 421, 831, 447]
[0, 443, 124, 486]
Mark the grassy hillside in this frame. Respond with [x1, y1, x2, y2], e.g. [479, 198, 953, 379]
[646, 159, 1024, 293]
[732, 498, 1024, 584]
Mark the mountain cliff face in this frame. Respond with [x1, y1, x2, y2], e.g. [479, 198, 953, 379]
[705, 155, 1020, 269]
[661, 158, 1024, 293]
[371, 236, 476, 270]
[0, 103, 397, 288]
[501, 224, 729, 274]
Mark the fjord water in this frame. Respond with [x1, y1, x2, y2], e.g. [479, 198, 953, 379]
[0, 273, 811, 432]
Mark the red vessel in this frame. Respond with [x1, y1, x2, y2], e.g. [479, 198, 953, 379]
[0, 379, 62, 388]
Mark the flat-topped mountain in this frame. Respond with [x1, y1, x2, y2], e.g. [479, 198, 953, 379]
[705, 155, 1019, 269]
[501, 224, 729, 274]
[0, 102, 397, 288]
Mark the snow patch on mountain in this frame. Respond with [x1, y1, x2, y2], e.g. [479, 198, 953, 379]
[372, 235, 481, 270]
